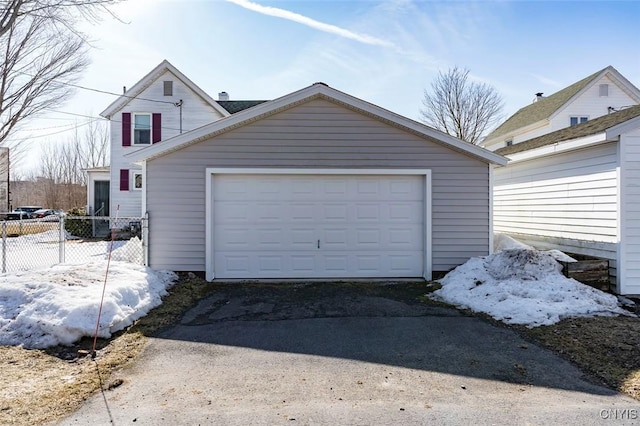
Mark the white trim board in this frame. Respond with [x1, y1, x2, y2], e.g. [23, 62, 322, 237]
[204, 168, 433, 281]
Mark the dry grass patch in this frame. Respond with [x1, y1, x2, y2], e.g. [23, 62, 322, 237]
[0, 273, 213, 426]
[522, 315, 640, 400]
[3, 221, 58, 237]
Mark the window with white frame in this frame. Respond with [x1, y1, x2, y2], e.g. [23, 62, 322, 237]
[570, 116, 588, 126]
[133, 172, 143, 190]
[133, 113, 151, 145]
[599, 84, 609, 97]
[505, 139, 513, 147]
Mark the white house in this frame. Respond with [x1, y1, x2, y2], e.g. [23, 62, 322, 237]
[124, 82, 507, 280]
[482, 66, 640, 151]
[493, 105, 640, 295]
[86, 60, 265, 218]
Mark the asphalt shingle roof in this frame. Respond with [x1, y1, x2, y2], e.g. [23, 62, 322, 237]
[495, 104, 640, 156]
[217, 100, 268, 114]
[486, 67, 611, 142]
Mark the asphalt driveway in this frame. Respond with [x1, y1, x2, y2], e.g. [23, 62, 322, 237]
[58, 282, 637, 425]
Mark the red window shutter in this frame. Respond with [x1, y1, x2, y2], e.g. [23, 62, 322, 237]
[152, 113, 161, 143]
[120, 169, 129, 191]
[122, 113, 131, 146]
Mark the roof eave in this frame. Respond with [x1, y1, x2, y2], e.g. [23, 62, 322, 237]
[505, 132, 610, 164]
[126, 84, 508, 166]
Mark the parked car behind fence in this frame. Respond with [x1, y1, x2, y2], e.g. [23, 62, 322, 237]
[5, 206, 43, 220]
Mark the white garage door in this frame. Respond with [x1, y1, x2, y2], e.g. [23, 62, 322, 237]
[212, 174, 425, 278]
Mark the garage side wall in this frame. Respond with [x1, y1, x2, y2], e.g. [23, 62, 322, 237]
[145, 99, 490, 274]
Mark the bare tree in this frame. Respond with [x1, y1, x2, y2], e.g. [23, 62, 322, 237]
[0, 0, 120, 153]
[79, 118, 109, 170]
[420, 67, 504, 145]
[33, 118, 108, 209]
[0, 1, 119, 38]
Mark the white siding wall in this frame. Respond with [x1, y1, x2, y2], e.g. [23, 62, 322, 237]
[494, 142, 619, 277]
[110, 70, 224, 217]
[145, 99, 492, 274]
[550, 76, 639, 132]
[619, 129, 640, 294]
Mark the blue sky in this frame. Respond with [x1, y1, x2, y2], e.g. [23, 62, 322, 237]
[14, 0, 640, 173]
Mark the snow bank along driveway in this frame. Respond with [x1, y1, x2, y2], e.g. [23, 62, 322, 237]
[432, 243, 630, 327]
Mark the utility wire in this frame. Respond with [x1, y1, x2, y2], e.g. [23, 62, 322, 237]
[44, 108, 187, 133]
[16, 70, 178, 105]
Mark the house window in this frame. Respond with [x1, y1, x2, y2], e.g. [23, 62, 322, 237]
[133, 172, 143, 190]
[570, 116, 588, 126]
[133, 113, 151, 145]
[163, 81, 173, 96]
[505, 139, 513, 147]
[599, 84, 609, 97]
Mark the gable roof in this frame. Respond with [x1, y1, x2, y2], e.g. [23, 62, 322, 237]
[217, 100, 268, 114]
[496, 104, 640, 156]
[485, 66, 640, 142]
[126, 83, 507, 166]
[100, 60, 230, 119]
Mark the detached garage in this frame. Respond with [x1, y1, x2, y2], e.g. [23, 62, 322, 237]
[128, 83, 506, 281]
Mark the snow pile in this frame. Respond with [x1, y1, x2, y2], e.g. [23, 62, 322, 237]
[432, 249, 628, 327]
[110, 237, 143, 264]
[494, 233, 576, 262]
[0, 262, 177, 348]
[494, 233, 534, 251]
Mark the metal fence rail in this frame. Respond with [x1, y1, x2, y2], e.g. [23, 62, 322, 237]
[0, 214, 147, 273]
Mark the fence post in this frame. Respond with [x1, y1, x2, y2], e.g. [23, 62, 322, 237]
[2, 221, 6, 273]
[59, 215, 65, 264]
[143, 212, 149, 266]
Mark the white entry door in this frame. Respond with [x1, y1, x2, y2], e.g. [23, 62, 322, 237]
[212, 173, 426, 278]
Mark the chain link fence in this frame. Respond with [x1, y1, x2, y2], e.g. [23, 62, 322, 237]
[0, 214, 147, 273]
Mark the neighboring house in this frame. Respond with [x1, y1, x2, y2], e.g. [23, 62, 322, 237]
[86, 60, 265, 218]
[125, 82, 506, 281]
[493, 105, 640, 295]
[482, 66, 640, 151]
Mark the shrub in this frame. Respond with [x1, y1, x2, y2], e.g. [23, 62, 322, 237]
[64, 207, 91, 238]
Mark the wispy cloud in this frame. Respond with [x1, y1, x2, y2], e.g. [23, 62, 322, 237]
[226, 0, 396, 48]
[530, 73, 562, 88]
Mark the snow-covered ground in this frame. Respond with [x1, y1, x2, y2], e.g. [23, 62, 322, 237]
[2, 230, 143, 272]
[0, 261, 176, 349]
[0, 230, 172, 349]
[431, 234, 631, 327]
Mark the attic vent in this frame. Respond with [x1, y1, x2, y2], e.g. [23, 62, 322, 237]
[599, 84, 609, 97]
[163, 81, 173, 96]
[218, 91, 229, 101]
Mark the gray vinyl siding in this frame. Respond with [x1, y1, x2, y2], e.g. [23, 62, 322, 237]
[146, 99, 491, 274]
[494, 142, 619, 281]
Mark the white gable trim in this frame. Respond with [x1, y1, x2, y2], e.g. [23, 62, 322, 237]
[606, 115, 640, 139]
[126, 84, 507, 166]
[100, 60, 230, 119]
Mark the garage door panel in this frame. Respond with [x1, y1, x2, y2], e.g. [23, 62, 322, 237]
[213, 174, 426, 278]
